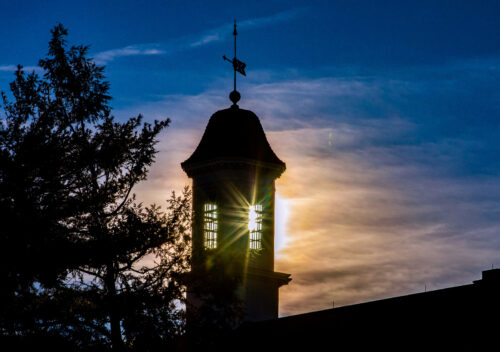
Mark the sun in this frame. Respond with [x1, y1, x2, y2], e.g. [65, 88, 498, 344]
[274, 192, 290, 257]
[248, 205, 259, 231]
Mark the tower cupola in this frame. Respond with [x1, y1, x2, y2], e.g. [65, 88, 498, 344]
[181, 106, 285, 177]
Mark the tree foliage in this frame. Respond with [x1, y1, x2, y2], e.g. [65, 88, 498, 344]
[0, 24, 190, 351]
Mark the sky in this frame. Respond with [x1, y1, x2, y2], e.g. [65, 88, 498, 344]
[1, 0, 500, 316]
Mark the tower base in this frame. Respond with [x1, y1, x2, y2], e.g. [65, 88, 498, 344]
[244, 268, 291, 321]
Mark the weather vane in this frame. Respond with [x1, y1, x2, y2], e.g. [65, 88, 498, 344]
[223, 20, 246, 107]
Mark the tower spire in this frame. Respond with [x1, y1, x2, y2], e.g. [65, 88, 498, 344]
[223, 20, 246, 107]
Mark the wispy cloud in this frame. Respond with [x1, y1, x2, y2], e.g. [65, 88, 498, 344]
[189, 33, 223, 48]
[93, 44, 166, 64]
[92, 9, 304, 64]
[189, 8, 304, 48]
[0, 65, 18, 72]
[0, 65, 43, 73]
[239, 8, 304, 29]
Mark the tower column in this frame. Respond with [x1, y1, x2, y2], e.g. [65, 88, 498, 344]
[182, 106, 291, 323]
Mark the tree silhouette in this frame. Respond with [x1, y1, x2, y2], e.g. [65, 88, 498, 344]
[0, 24, 190, 351]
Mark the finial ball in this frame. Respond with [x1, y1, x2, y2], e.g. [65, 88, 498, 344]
[229, 90, 241, 106]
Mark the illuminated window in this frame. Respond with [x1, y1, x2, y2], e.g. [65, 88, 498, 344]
[204, 203, 217, 249]
[248, 204, 263, 250]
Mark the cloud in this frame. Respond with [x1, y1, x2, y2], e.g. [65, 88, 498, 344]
[124, 62, 500, 317]
[189, 34, 221, 48]
[0, 65, 43, 73]
[92, 9, 304, 65]
[189, 8, 304, 48]
[239, 8, 304, 29]
[269, 127, 500, 315]
[0, 46, 165, 73]
[0, 65, 18, 72]
[93, 44, 166, 64]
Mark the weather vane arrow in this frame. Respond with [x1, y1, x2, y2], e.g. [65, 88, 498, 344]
[223, 20, 246, 106]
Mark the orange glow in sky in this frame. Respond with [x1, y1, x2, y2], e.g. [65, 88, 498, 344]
[131, 80, 500, 317]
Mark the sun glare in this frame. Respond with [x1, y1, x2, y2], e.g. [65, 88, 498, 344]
[275, 193, 290, 257]
[248, 205, 258, 232]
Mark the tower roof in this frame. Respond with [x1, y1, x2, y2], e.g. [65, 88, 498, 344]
[181, 106, 285, 175]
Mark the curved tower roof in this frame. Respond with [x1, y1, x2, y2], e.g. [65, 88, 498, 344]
[181, 105, 285, 176]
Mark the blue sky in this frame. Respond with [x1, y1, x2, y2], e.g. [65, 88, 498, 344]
[1, 0, 500, 316]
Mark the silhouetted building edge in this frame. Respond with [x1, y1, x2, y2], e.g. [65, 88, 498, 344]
[224, 269, 500, 350]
